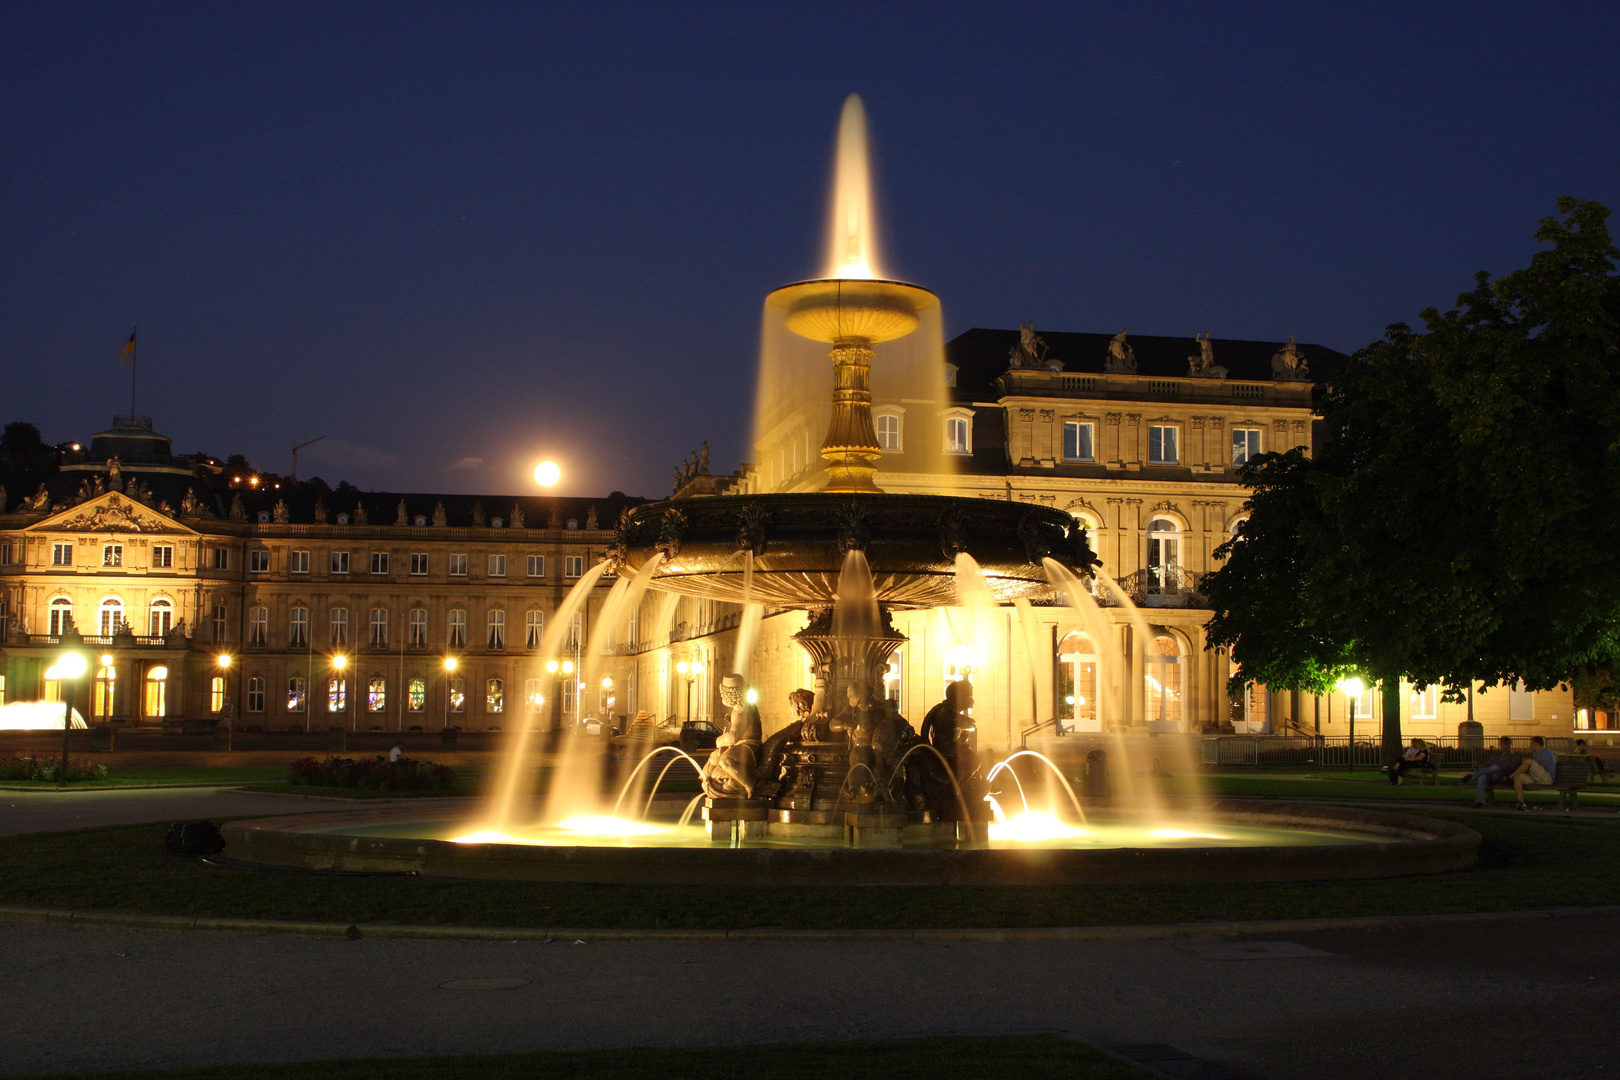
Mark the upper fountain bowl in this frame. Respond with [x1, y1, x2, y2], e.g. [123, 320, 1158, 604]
[767, 278, 938, 345]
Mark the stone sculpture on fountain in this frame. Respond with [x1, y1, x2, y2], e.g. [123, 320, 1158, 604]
[701, 674, 764, 798]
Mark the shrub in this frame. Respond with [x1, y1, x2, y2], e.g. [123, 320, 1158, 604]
[285, 754, 455, 791]
[0, 755, 108, 782]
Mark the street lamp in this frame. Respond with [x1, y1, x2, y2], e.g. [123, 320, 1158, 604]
[443, 656, 458, 732]
[1337, 676, 1365, 771]
[676, 659, 702, 721]
[216, 653, 233, 722]
[333, 654, 350, 732]
[50, 651, 87, 785]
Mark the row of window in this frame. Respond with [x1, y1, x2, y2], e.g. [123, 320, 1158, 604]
[243, 550, 585, 578]
[866, 414, 1268, 467]
[243, 674, 574, 715]
[42, 543, 177, 568]
[265, 605, 580, 651]
[46, 596, 174, 637]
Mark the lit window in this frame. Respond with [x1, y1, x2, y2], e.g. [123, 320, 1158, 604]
[488, 554, 506, 577]
[368, 676, 386, 713]
[409, 552, 428, 576]
[408, 608, 427, 647]
[290, 550, 309, 574]
[287, 676, 307, 713]
[249, 606, 268, 645]
[246, 677, 265, 713]
[330, 607, 349, 646]
[210, 676, 226, 714]
[52, 543, 73, 567]
[1148, 425, 1179, 465]
[487, 677, 504, 713]
[408, 677, 426, 712]
[1146, 635, 1183, 725]
[370, 552, 389, 575]
[875, 413, 902, 452]
[527, 555, 545, 577]
[487, 609, 506, 650]
[152, 545, 173, 569]
[945, 415, 971, 454]
[565, 555, 583, 578]
[1063, 422, 1094, 462]
[1410, 683, 1437, 720]
[49, 598, 73, 636]
[448, 609, 467, 648]
[289, 607, 309, 648]
[328, 677, 347, 713]
[103, 544, 123, 567]
[330, 551, 349, 575]
[1232, 428, 1262, 467]
[148, 598, 174, 637]
[449, 554, 468, 576]
[882, 650, 902, 705]
[1146, 518, 1181, 593]
[0, 541, 16, 566]
[449, 676, 465, 713]
[144, 666, 168, 719]
[99, 598, 124, 635]
[525, 678, 544, 713]
[249, 550, 270, 573]
[525, 610, 544, 650]
[369, 608, 388, 647]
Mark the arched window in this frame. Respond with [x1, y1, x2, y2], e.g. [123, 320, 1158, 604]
[328, 676, 347, 712]
[448, 676, 466, 713]
[486, 677, 504, 713]
[525, 610, 544, 650]
[148, 598, 173, 637]
[329, 607, 349, 646]
[1057, 631, 1100, 732]
[287, 676, 307, 713]
[48, 597, 73, 637]
[487, 609, 505, 650]
[98, 597, 124, 636]
[144, 665, 169, 719]
[1146, 634, 1183, 728]
[525, 678, 544, 713]
[210, 676, 226, 714]
[369, 608, 388, 648]
[367, 675, 386, 713]
[246, 677, 265, 713]
[1146, 518, 1181, 595]
[408, 677, 425, 712]
[93, 663, 116, 719]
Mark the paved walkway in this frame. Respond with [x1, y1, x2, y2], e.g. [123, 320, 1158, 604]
[1, 909, 1613, 1078]
[0, 786, 369, 836]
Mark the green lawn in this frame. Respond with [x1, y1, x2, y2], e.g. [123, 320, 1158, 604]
[0, 765, 288, 790]
[9, 1036, 1149, 1080]
[1, 808, 1615, 931]
[1147, 771, 1620, 807]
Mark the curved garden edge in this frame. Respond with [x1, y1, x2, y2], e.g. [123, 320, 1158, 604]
[3, 901, 1615, 945]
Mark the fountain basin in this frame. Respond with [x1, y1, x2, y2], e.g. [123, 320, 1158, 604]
[218, 802, 1478, 888]
[614, 492, 1088, 608]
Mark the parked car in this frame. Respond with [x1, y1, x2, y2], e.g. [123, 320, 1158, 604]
[679, 720, 721, 753]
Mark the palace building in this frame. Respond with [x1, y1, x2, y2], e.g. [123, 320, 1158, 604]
[1, 327, 1582, 744]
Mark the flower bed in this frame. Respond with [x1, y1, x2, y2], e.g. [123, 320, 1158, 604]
[0, 755, 109, 783]
[287, 755, 456, 792]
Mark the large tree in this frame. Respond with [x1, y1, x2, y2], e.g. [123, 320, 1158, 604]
[1205, 198, 1620, 761]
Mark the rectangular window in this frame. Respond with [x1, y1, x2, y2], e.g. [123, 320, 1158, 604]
[1410, 683, 1437, 720]
[875, 413, 901, 452]
[564, 555, 583, 578]
[1062, 421, 1094, 462]
[213, 603, 228, 642]
[210, 676, 226, 714]
[409, 552, 428, 576]
[289, 608, 309, 648]
[212, 547, 229, 570]
[328, 677, 347, 713]
[370, 552, 389, 575]
[449, 553, 468, 577]
[152, 545, 173, 568]
[1148, 425, 1179, 465]
[487, 609, 506, 650]
[246, 677, 265, 713]
[249, 550, 270, 573]
[945, 416, 970, 454]
[369, 608, 388, 647]
[52, 543, 73, 566]
[566, 611, 583, 652]
[248, 607, 268, 646]
[0, 542, 13, 566]
[330, 607, 349, 646]
[408, 678, 425, 712]
[1232, 428, 1262, 467]
[330, 551, 349, 575]
[287, 677, 307, 713]
[290, 550, 310, 574]
[448, 610, 467, 648]
[408, 608, 427, 647]
[488, 554, 506, 577]
[525, 610, 543, 650]
[1509, 681, 1534, 722]
[103, 544, 123, 567]
[527, 555, 545, 577]
[368, 676, 386, 713]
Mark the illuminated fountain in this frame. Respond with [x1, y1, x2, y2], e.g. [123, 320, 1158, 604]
[219, 95, 1481, 884]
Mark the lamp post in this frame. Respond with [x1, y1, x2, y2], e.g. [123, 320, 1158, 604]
[676, 660, 702, 722]
[50, 651, 87, 785]
[443, 656, 458, 732]
[1337, 676, 1365, 771]
[333, 654, 349, 732]
[561, 660, 575, 728]
[216, 653, 233, 718]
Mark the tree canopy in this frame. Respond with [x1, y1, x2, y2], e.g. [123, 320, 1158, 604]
[1205, 198, 1620, 738]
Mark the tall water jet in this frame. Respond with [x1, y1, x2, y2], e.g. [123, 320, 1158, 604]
[827, 94, 879, 281]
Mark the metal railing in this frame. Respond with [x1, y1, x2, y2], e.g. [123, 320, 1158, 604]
[1109, 567, 1210, 609]
[1203, 735, 1578, 768]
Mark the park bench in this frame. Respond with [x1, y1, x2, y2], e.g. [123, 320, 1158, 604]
[1482, 756, 1590, 810]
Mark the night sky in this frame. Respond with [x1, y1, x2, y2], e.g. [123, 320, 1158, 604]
[4, 2, 1616, 499]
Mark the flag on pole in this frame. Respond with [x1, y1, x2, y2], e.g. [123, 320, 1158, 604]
[121, 328, 137, 366]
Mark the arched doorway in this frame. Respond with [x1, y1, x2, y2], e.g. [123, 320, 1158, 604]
[1145, 633, 1184, 732]
[1057, 631, 1100, 733]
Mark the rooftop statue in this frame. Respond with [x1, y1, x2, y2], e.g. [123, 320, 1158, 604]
[1187, 332, 1228, 379]
[1009, 321, 1056, 369]
[1271, 334, 1311, 381]
[1104, 327, 1137, 374]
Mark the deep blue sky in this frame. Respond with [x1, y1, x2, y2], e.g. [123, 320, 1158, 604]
[4, 2, 1617, 498]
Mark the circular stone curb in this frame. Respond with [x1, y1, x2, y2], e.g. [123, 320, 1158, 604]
[217, 801, 1482, 888]
[0, 903, 1614, 944]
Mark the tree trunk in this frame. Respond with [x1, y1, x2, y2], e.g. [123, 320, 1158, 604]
[1381, 678, 1403, 767]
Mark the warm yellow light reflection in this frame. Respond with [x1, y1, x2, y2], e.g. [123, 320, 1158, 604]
[988, 811, 1089, 843]
[534, 461, 560, 487]
[451, 815, 668, 845]
[1149, 828, 1230, 842]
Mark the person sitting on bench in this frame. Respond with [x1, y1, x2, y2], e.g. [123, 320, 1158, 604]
[1463, 737, 1520, 807]
[1509, 735, 1557, 810]
[1386, 738, 1433, 785]
[1575, 739, 1612, 782]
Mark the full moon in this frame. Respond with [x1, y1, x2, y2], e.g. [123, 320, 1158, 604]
[534, 461, 560, 487]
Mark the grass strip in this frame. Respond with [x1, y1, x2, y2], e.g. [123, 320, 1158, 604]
[7, 1035, 1152, 1080]
[0, 766, 289, 790]
[0, 810, 1615, 931]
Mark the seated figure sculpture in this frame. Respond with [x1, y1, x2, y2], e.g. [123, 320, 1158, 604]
[701, 673, 763, 799]
[829, 680, 885, 801]
[918, 680, 981, 812]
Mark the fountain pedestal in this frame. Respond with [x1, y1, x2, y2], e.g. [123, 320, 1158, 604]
[702, 797, 770, 842]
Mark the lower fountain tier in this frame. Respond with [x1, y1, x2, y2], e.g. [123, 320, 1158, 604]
[612, 492, 1096, 608]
